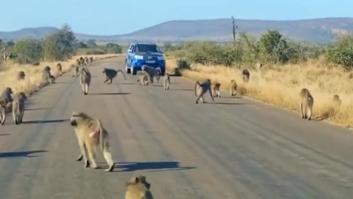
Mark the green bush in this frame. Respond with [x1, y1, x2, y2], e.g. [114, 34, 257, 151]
[13, 39, 42, 64]
[105, 43, 122, 54]
[327, 35, 353, 69]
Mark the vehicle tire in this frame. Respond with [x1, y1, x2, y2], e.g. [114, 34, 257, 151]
[125, 66, 131, 74]
[131, 67, 137, 75]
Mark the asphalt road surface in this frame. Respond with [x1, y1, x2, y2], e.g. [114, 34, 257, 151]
[1, 56, 353, 199]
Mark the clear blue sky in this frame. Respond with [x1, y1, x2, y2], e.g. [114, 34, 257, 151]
[0, 0, 352, 35]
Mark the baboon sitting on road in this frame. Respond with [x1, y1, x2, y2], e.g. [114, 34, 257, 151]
[12, 92, 27, 125]
[212, 82, 221, 98]
[299, 88, 314, 120]
[195, 79, 214, 104]
[141, 65, 156, 84]
[0, 87, 13, 125]
[125, 175, 154, 199]
[230, 80, 237, 96]
[137, 71, 150, 86]
[102, 68, 126, 84]
[42, 66, 55, 84]
[79, 66, 91, 95]
[70, 112, 115, 172]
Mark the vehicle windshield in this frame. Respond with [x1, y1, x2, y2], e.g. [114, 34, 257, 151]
[136, 44, 158, 53]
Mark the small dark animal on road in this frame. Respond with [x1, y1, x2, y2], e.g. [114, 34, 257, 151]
[102, 68, 126, 84]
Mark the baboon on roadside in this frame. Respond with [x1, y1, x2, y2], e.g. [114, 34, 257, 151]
[56, 63, 63, 75]
[299, 88, 314, 120]
[194, 79, 214, 104]
[333, 94, 342, 107]
[141, 65, 155, 83]
[71, 64, 79, 77]
[76, 59, 81, 66]
[89, 57, 94, 64]
[17, 71, 26, 80]
[102, 68, 126, 84]
[42, 66, 55, 84]
[125, 175, 154, 199]
[212, 82, 221, 98]
[137, 71, 150, 86]
[84, 57, 90, 65]
[79, 66, 91, 95]
[0, 87, 13, 125]
[230, 80, 238, 96]
[242, 69, 250, 83]
[12, 92, 27, 125]
[70, 112, 115, 172]
[154, 67, 162, 83]
[79, 57, 85, 66]
[163, 73, 171, 90]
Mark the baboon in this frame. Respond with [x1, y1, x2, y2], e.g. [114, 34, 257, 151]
[194, 79, 214, 104]
[242, 69, 250, 83]
[141, 65, 155, 83]
[0, 87, 13, 125]
[42, 66, 55, 84]
[89, 57, 94, 64]
[56, 63, 63, 75]
[17, 71, 26, 80]
[79, 57, 85, 66]
[102, 68, 126, 84]
[163, 73, 171, 90]
[79, 66, 91, 95]
[299, 88, 314, 120]
[333, 94, 342, 107]
[84, 57, 90, 65]
[70, 112, 115, 172]
[230, 80, 237, 96]
[71, 64, 79, 77]
[76, 58, 81, 66]
[137, 71, 150, 86]
[125, 175, 154, 199]
[154, 67, 162, 83]
[212, 82, 221, 98]
[12, 92, 27, 125]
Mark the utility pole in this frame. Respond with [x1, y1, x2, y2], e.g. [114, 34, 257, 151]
[232, 16, 238, 47]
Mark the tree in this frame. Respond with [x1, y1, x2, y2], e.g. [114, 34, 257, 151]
[259, 30, 289, 63]
[43, 25, 77, 61]
[105, 43, 122, 53]
[327, 35, 353, 69]
[86, 39, 97, 48]
[13, 39, 42, 64]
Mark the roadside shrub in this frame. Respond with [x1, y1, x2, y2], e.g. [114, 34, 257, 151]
[13, 39, 42, 64]
[327, 35, 353, 69]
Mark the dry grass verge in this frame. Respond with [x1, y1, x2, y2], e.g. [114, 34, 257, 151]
[166, 57, 353, 128]
[0, 54, 118, 97]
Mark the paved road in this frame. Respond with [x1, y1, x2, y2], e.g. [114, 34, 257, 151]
[1, 57, 353, 199]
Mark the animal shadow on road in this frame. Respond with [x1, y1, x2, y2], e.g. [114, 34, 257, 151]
[114, 161, 196, 172]
[170, 88, 193, 92]
[89, 92, 131, 96]
[22, 119, 69, 124]
[211, 102, 248, 106]
[0, 150, 47, 158]
[25, 107, 49, 111]
[0, 133, 9, 136]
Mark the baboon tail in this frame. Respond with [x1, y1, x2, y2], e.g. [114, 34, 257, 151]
[194, 81, 200, 97]
[116, 69, 127, 80]
[96, 119, 104, 151]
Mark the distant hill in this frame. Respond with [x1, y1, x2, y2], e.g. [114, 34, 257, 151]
[2, 18, 353, 43]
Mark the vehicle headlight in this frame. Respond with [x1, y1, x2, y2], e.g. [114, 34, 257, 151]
[134, 55, 144, 60]
[157, 56, 165, 61]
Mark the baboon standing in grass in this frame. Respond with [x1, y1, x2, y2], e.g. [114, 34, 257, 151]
[230, 80, 237, 96]
[17, 71, 26, 80]
[70, 112, 115, 172]
[242, 69, 250, 83]
[0, 87, 13, 125]
[163, 73, 171, 90]
[102, 68, 126, 84]
[212, 82, 221, 98]
[42, 66, 55, 84]
[79, 66, 91, 95]
[299, 88, 314, 120]
[194, 79, 214, 104]
[333, 94, 342, 107]
[12, 92, 27, 125]
[56, 63, 63, 75]
[125, 175, 154, 199]
[137, 71, 150, 86]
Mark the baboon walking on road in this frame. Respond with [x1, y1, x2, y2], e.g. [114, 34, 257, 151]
[230, 80, 237, 96]
[79, 66, 91, 95]
[163, 73, 170, 90]
[102, 68, 126, 84]
[70, 112, 115, 172]
[299, 88, 314, 120]
[194, 79, 214, 104]
[141, 65, 156, 84]
[212, 82, 221, 98]
[0, 87, 13, 125]
[137, 71, 150, 86]
[125, 175, 154, 199]
[12, 92, 27, 125]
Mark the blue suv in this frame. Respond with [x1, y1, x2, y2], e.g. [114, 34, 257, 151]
[125, 42, 166, 75]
